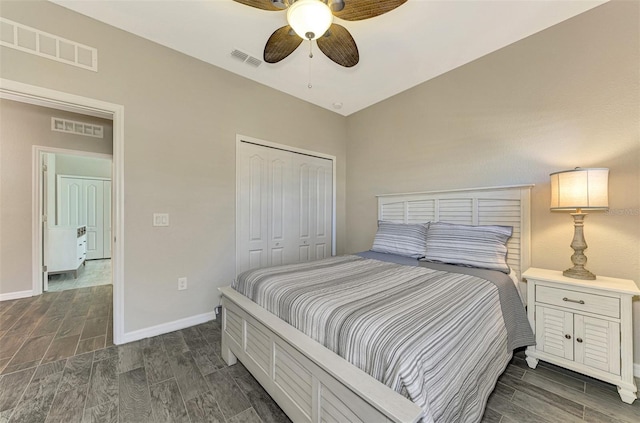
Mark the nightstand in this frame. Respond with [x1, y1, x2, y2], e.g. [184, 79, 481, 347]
[523, 267, 640, 404]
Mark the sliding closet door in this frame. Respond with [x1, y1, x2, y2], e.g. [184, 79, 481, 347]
[237, 141, 333, 275]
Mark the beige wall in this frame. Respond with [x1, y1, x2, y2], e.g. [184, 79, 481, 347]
[0, 99, 113, 294]
[55, 154, 113, 179]
[0, 1, 348, 332]
[346, 1, 640, 363]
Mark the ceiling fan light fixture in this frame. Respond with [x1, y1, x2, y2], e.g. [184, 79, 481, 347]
[287, 0, 333, 40]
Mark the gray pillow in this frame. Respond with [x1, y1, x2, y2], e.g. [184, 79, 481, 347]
[371, 221, 429, 258]
[423, 222, 512, 273]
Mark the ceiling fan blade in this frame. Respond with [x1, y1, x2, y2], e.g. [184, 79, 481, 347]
[317, 24, 359, 68]
[264, 26, 303, 63]
[334, 0, 407, 21]
[232, 0, 282, 11]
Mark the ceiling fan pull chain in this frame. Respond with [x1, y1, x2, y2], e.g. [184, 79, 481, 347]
[308, 40, 313, 89]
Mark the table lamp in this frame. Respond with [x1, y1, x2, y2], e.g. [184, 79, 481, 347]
[550, 167, 609, 280]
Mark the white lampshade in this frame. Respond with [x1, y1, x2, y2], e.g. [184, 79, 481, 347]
[550, 168, 609, 211]
[287, 0, 333, 41]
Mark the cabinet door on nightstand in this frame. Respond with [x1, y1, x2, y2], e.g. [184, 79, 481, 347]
[536, 306, 573, 360]
[574, 315, 620, 375]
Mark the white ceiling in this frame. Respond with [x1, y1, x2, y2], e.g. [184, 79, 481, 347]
[52, 0, 606, 116]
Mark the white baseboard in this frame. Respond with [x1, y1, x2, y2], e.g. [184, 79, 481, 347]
[120, 311, 216, 344]
[0, 290, 33, 301]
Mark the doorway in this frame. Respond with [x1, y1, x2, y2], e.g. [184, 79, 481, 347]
[38, 149, 113, 293]
[0, 78, 125, 345]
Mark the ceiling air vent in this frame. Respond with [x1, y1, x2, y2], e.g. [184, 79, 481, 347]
[231, 48, 262, 68]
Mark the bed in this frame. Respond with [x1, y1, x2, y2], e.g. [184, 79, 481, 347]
[220, 185, 534, 423]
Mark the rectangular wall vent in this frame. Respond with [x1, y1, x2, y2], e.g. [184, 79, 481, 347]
[0, 17, 98, 72]
[231, 48, 262, 68]
[52, 117, 104, 138]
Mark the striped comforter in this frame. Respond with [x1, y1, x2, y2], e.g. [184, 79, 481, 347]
[233, 255, 532, 423]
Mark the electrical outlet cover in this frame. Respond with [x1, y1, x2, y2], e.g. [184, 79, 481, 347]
[178, 277, 187, 290]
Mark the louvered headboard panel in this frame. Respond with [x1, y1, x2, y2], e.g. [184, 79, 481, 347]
[377, 185, 533, 282]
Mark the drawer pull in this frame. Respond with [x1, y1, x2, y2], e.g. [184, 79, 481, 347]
[576, 338, 583, 343]
[562, 297, 585, 305]
[565, 334, 571, 340]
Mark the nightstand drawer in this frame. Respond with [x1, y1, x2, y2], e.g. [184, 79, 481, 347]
[536, 285, 619, 318]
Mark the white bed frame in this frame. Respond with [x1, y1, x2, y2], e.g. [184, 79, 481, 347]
[220, 185, 533, 423]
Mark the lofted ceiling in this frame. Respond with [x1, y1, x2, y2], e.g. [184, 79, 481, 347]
[51, 0, 606, 116]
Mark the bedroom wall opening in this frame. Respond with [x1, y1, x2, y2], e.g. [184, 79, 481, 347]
[0, 78, 125, 345]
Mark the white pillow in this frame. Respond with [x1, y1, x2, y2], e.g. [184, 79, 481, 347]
[371, 221, 429, 258]
[423, 222, 512, 273]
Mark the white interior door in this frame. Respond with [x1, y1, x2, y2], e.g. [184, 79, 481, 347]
[267, 148, 294, 267]
[84, 179, 104, 260]
[293, 154, 333, 262]
[58, 176, 111, 260]
[58, 176, 84, 227]
[42, 153, 49, 291]
[238, 143, 270, 273]
[104, 180, 112, 259]
[237, 141, 333, 275]
[313, 158, 332, 260]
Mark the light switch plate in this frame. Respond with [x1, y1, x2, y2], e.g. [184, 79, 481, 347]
[153, 213, 169, 227]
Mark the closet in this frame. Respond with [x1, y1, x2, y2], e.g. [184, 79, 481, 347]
[57, 176, 111, 260]
[237, 141, 333, 275]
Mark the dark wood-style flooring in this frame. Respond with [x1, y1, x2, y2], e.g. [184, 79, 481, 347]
[1, 286, 639, 422]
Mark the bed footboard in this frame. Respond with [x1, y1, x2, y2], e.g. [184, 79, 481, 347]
[219, 287, 422, 423]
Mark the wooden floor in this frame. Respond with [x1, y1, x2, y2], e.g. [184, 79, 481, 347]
[1, 287, 639, 423]
[485, 351, 640, 423]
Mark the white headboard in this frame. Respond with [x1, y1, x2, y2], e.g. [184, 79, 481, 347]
[377, 185, 533, 281]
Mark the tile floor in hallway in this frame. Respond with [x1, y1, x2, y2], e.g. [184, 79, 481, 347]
[1, 286, 640, 422]
[47, 259, 112, 292]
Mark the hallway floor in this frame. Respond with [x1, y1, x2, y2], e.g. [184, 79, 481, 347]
[47, 259, 111, 292]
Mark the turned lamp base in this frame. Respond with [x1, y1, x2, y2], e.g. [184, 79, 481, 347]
[563, 267, 596, 280]
[563, 212, 596, 280]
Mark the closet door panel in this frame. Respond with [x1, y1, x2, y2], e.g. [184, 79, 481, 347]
[84, 179, 104, 260]
[314, 160, 332, 260]
[104, 181, 112, 259]
[268, 151, 293, 266]
[58, 177, 83, 227]
[238, 144, 270, 273]
[237, 142, 333, 275]
[297, 162, 312, 241]
[293, 155, 332, 261]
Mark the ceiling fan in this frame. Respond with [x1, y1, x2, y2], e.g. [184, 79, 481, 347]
[232, 0, 407, 68]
